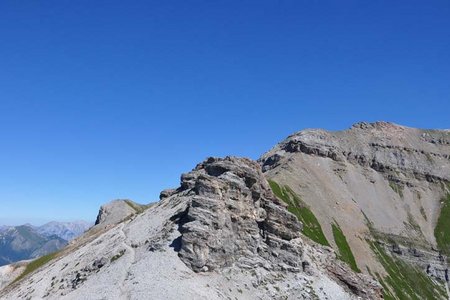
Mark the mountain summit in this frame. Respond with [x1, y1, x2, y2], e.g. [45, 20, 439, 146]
[1, 122, 449, 299]
[260, 121, 450, 299]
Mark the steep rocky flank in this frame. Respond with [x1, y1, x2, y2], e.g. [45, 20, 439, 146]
[0, 157, 380, 299]
[260, 122, 450, 299]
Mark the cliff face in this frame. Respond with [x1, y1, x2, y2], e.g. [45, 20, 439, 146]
[174, 157, 303, 273]
[260, 122, 450, 299]
[1, 157, 380, 300]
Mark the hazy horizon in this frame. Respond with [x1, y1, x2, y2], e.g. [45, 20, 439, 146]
[0, 217, 93, 227]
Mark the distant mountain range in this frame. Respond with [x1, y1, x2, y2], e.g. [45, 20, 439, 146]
[36, 221, 93, 241]
[0, 221, 92, 266]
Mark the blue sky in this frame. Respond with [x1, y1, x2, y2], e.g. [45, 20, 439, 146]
[0, 1, 449, 225]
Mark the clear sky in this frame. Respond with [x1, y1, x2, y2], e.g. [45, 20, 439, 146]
[0, 1, 449, 225]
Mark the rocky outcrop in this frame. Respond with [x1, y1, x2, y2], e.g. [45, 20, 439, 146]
[94, 199, 141, 226]
[159, 188, 177, 200]
[326, 263, 382, 298]
[174, 157, 302, 272]
[170, 157, 381, 298]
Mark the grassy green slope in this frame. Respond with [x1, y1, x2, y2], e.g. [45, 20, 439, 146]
[332, 222, 360, 272]
[368, 240, 446, 300]
[268, 180, 329, 246]
[434, 193, 450, 256]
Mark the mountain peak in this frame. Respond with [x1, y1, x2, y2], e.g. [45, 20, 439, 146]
[94, 199, 149, 226]
[260, 124, 450, 299]
[351, 121, 405, 130]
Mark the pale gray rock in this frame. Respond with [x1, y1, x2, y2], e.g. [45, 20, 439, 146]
[94, 199, 141, 226]
[175, 157, 302, 272]
[1, 156, 381, 299]
[0, 261, 28, 290]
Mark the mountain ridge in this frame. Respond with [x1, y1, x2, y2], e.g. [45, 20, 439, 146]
[260, 121, 450, 299]
[0, 156, 382, 299]
[1, 121, 449, 299]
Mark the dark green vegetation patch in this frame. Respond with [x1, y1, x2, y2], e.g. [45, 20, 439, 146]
[124, 200, 150, 214]
[388, 181, 403, 198]
[332, 222, 360, 272]
[111, 249, 126, 262]
[434, 193, 450, 256]
[420, 206, 427, 221]
[268, 180, 329, 246]
[368, 240, 446, 300]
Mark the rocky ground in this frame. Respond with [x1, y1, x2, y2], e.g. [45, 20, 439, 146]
[0, 261, 27, 290]
[260, 122, 450, 299]
[0, 157, 380, 299]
